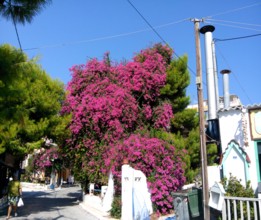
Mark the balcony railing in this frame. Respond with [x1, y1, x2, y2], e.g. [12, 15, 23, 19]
[222, 196, 261, 220]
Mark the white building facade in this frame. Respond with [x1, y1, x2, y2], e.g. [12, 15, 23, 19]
[218, 104, 261, 192]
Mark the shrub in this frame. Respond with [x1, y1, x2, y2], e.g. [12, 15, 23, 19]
[106, 134, 186, 215]
[221, 174, 254, 198]
[62, 44, 187, 215]
[221, 174, 255, 218]
[110, 196, 121, 219]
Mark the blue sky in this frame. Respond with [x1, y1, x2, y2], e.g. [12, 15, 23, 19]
[1, 0, 260, 105]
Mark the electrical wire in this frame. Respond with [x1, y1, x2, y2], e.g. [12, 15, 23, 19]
[23, 28, 159, 50]
[202, 1, 261, 105]
[204, 20, 261, 32]
[214, 44, 253, 104]
[5, 1, 258, 106]
[200, 1, 261, 105]
[214, 33, 261, 42]
[206, 18, 261, 28]
[23, 18, 188, 51]
[153, 18, 191, 28]
[11, 11, 22, 51]
[214, 32, 260, 103]
[126, 0, 168, 44]
[11, 2, 261, 55]
[126, 0, 201, 81]
[204, 2, 261, 19]
[13, 20, 22, 51]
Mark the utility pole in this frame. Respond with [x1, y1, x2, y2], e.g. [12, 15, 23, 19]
[191, 18, 210, 220]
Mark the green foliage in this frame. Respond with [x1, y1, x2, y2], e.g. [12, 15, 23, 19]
[46, 114, 71, 147]
[221, 174, 254, 198]
[149, 128, 199, 184]
[21, 156, 34, 182]
[183, 126, 218, 182]
[171, 132, 196, 183]
[206, 143, 218, 165]
[185, 128, 200, 169]
[0, 44, 67, 156]
[67, 147, 90, 193]
[171, 108, 198, 136]
[110, 196, 121, 219]
[160, 55, 203, 183]
[0, 0, 52, 25]
[221, 174, 255, 218]
[153, 54, 217, 184]
[160, 55, 190, 112]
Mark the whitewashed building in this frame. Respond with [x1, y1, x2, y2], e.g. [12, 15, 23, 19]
[198, 24, 261, 193]
[218, 104, 261, 192]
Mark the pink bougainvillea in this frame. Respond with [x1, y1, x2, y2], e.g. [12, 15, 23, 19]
[34, 147, 59, 170]
[62, 44, 186, 214]
[106, 134, 186, 214]
[116, 45, 168, 103]
[153, 102, 173, 129]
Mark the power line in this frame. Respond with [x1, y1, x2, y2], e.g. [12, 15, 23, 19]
[153, 18, 191, 28]
[214, 32, 260, 103]
[206, 18, 261, 28]
[204, 20, 261, 32]
[126, 0, 199, 80]
[22, 2, 260, 53]
[204, 2, 261, 19]
[214, 33, 261, 42]
[11, 11, 22, 51]
[126, 0, 167, 44]
[122, 1, 160, 41]
[23, 18, 189, 51]
[215, 44, 253, 104]
[212, 31, 260, 104]
[207, 21, 257, 104]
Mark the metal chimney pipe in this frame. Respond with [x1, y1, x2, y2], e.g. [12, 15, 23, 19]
[211, 40, 220, 111]
[200, 25, 217, 120]
[220, 69, 231, 109]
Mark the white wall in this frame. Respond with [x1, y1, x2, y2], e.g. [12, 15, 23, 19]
[223, 147, 246, 185]
[208, 165, 221, 189]
[218, 109, 243, 150]
[218, 108, 259, 191]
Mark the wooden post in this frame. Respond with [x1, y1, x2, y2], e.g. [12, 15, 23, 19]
[192, 18, 210, 220]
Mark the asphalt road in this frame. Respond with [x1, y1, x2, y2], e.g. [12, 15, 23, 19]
[0, 185, 98, 220]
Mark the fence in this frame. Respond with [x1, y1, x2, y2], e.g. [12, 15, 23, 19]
[222, 196, 261, 220]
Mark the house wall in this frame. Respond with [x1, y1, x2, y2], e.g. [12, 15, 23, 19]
[218, 109, 244, 149]
[208, 165, 221, 188]
[218, 108, 259, 191]
[223, 145, 247, 185]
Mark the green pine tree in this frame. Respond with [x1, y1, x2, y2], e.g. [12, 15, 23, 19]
[0, 0, 51, 25]
[160, 55, 217, 183]
[0, 44, 69, 156]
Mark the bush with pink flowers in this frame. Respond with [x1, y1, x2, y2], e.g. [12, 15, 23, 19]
[33, 147, 60, 171]
[106, 133, 186, 214]
[61, 44, 186, 214]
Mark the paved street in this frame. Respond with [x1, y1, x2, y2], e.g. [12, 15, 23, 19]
[0, 185, 98, 220]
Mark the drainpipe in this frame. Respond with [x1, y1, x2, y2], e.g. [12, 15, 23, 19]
[200, 25, 217, 120]
[220, 69, 231, 109]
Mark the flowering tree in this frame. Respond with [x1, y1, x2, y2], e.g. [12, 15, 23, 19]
[33, 147, 60, 171]
[107, 134, 186, 214]
[62, 44, 186, 214]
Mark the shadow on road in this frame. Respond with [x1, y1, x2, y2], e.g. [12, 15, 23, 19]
[0, 187, 83, 220]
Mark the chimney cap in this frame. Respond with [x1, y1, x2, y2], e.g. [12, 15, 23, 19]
[220, 69, 231, 75]
[200, 25, 215, 34]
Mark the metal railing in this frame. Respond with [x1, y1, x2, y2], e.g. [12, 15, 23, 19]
[222, 196, 261, 220]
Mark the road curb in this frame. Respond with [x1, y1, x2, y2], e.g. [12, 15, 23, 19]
[79, 202, 112, 220]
